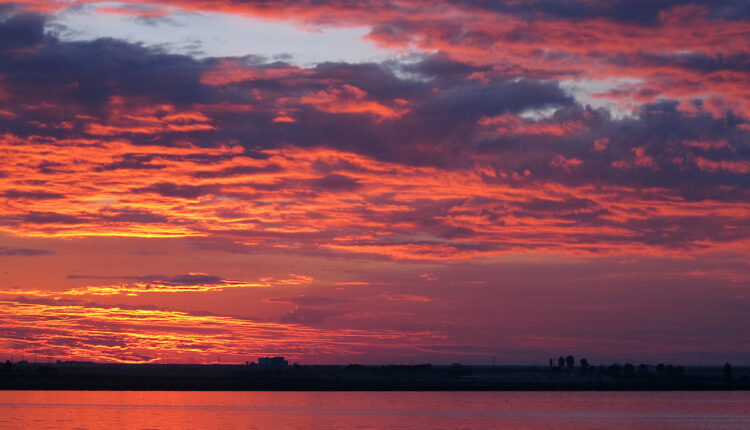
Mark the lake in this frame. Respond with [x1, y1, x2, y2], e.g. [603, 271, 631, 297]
[0, 391, 748, 429]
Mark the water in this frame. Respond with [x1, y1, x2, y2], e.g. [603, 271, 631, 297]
[0, 391, 748, 429]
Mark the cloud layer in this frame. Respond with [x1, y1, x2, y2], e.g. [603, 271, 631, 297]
[1, 2, 749, 364]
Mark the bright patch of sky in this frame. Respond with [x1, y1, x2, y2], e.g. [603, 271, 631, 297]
[49, 2, 392, 66]
[561, 78, 642, 119]
[518, 106, 558, 121]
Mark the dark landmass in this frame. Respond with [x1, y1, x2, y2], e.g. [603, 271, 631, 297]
[1, 361, 749, 391]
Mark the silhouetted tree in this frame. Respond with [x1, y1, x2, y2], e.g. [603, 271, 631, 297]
[656, 363, 665, 375]
[558, 356, 565, 368]
[2, 360, 10, 371]
[665, 364, 674, 377]
[675, 366, 684, 378]
[637, 364, 649, 377]
[580, 358, 590, 371]
[724, 362, 732, 380]
[565, 355, 575, 369]
[623, 363, 635, 378]
[607, 364, 622, 378]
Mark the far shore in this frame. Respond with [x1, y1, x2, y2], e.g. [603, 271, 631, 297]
[1, 361, 748, 391]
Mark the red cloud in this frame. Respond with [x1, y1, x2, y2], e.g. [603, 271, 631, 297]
[478, 113, 586, 137]
[0, 297, 443, 363]
[3, 132, 750, 260]
[300, 85, 408, 120]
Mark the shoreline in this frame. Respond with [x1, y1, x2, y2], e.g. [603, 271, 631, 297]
[2, 363, 748, 391]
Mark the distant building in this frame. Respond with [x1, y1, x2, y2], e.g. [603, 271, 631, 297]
[258, 356, 288, 369]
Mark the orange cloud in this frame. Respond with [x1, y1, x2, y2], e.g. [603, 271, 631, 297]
[201, 60, 309, 86]
[478, 113, 586, 137]
[85, 98, 214, 136]
[0, 273, 312, 297]
[0, 297, 442, 363]
[3, 131, 750, 260]
[300, 85, 408, 120]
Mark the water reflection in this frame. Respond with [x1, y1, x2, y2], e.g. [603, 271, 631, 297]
[0, 391, 748, 429]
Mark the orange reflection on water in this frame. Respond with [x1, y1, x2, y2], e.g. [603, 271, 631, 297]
[1, 391, 749, 430]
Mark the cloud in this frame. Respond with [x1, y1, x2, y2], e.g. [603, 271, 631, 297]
[2, 190, 65, 200]
[95, 5, 170, 19]
[0, 8, 748, 262]
[135, 0, 750, 123]
[0, 13, 44, 51]
[133, 182, 218, 199]
[2, 2, 750, 364]
[310, 173, 361, 191]
[0, 14, 208, 115]
[3, 128, 750, 258]
[0, 273, 314, 297]
[0, 296, 444, 363]
[0, 246, 53, 256]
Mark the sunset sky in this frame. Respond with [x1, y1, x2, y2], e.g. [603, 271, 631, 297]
[1, 0, 749, 365]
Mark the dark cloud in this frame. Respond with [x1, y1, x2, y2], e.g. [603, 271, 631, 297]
[191, 163, 283, 178]
[418, 78, 572, 120]
[97, 208, 170, 224]
[0, 12, 208, 114]
[437, 226, 475, 239]
[476, 103, 750, 197]
[20, 209, 169, 225]
[450, 0, 750, 23]
[133, 182, 218, 199]
[267, 295, 348, 306]
[66, 273, 224, 285]
[0, 246, 54, 256]
[97, 154, 168, 171]
[0, 13, 44, 51]
[164, 273, 224, 285]
[67, 274, 153, 280]
[310, 174, 361, 191]
[278, 307, 341, 324]
[263, 295, 353, 325]
[22, 211, 86, 225]
[518, 197, 597, 213]
[2, 190, 65, 200]
[627, 215, 750, 249]
[398, 52, 493, 82]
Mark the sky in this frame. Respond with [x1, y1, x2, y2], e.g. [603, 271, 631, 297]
[0, 0, 749, 366]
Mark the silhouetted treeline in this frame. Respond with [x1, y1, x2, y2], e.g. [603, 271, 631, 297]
[543, 355, 750, 391]
[549, 355, 694, 377]
[0, 360, 748, 391]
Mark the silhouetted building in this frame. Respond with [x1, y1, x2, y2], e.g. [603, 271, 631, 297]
[258, 356, 288, 369]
